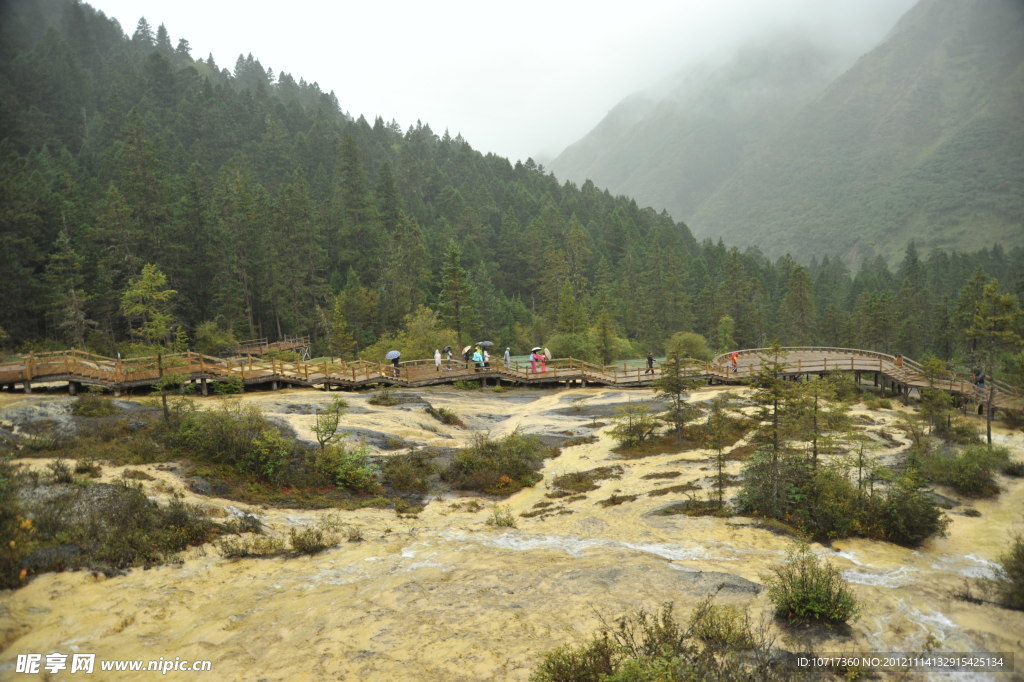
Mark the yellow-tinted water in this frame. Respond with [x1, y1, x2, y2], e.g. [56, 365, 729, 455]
[1, 387, 1022, 680]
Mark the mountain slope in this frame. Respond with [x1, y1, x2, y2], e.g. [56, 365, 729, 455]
[552, 0, 1024, 262]
[691, 0, 1024, 261]
[550, 36, 849, 225]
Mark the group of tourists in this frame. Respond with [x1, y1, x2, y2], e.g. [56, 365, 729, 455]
[427, 345, 546, 373]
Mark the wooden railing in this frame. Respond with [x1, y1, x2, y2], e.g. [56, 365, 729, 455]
[0, 347, 1020, 410]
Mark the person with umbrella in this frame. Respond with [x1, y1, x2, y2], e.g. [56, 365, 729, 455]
[477, 341, 494, 368]
[530, 346, 541, 373]
[386, 350, 401, 377]
[443, 345, 453, 368]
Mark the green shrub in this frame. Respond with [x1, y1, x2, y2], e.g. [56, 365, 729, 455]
[988, 534, 1024, 610]
[442, 431, 545, 494]
[426, 406, 464, 426]
[71, 391, 118, 417]
[863, 474, 950, 547]
[310, 443, 379, 492]
[0, 459, 33, 589]
[22, 481, 219, 574]
[289, 527, 338, 555]
[736, 447, 811, 521]
[1003, 460, 1024, 477]
[47, 458, 75, 484]
[609, 404, 658, 447]
[212, 375, 243, 394]
[550, 466, 622, 494]
[367, 386, 398, 406]
[73, 458, 102, 478]
[219, 535, 285, 558]
[763, 543, 859, 625]
[531, 637, 616, 681]
[381, 453, 434, 493]
[170, 400, 295, 482]
[486, 504, 516, 528]
[238, 430, 291, 482]
[917, 444, 1010, 497]
[530, 601, 786, 682]
[687, 602, 755, 650]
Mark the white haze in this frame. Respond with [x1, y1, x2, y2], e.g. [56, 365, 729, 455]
[90, 0, 916, 162]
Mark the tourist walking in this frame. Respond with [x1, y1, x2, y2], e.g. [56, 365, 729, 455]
[645, 353, 655, 375]
[434, 348, 442, 373]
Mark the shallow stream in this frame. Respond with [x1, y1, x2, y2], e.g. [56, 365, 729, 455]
[1, 386, 1022, 680]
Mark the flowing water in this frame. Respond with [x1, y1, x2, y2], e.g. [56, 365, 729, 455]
[1, 386, 1022, 680]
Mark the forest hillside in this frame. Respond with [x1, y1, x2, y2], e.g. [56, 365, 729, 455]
[0, 0, 1021, 373]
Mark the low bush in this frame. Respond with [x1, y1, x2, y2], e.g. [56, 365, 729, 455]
[608, 403, 658, 447]
[550, 466, 622, 494]
[486, 504, 516, 528]
[738, 448, 949, 547]
[987, 534, 1024, 611]
[367, 386, 398, 406]
[763, 543, 859, 625]
[425, 405, 463, 426]
[73, 458, 102, 478]
[916, 444, 1010, 497]
[47, 459, 75, 484]
[23, 482, 220, 574]
[309, 443, 379, 493]
[530, 601, 787, 681]
[169, 400, 296, 482]
[71, 391, 118, 417]
[442, 431, 545, 495]
[381, 453, 434, 493]
[861, 474, 950, 546]
[218, 535, 285, 559]
[1003, 460, 1024, 477]
[212, 375, 243, 395]
[289, 527, 338, 555]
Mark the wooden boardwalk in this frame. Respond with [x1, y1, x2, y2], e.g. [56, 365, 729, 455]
[0, 347, 1020, 411]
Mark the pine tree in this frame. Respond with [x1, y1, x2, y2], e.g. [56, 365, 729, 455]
[45, 228, 94, 348]
[965, 281, 1024, 445]
[120, 264, 178, 347]
[438, 240, 474, 344]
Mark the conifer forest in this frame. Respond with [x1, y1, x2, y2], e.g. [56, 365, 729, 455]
[1, 0, 1022, 380]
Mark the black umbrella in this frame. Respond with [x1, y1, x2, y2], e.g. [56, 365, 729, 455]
[385, 350, 401, 360]
[531, 347, 542, 353]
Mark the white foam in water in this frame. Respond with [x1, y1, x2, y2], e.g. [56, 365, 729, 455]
[437, 530, 741, 562]
[842, 565, 918, 587]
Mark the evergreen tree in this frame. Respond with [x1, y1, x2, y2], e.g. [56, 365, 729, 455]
[438, 241, 474, 344]
[120, 263, 178, 347]
[965, 281, 1024, 444]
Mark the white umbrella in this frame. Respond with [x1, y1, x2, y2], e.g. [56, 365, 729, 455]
[385, 350, 401, 360]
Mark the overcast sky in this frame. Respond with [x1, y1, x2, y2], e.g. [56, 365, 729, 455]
[90, 0, 916, 162]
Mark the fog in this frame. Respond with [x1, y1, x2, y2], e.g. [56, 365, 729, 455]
[91, 0, 916, 161]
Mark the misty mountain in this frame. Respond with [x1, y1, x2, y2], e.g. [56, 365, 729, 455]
[552, 0, 1024, 263]
[550, 36, 850, 226]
